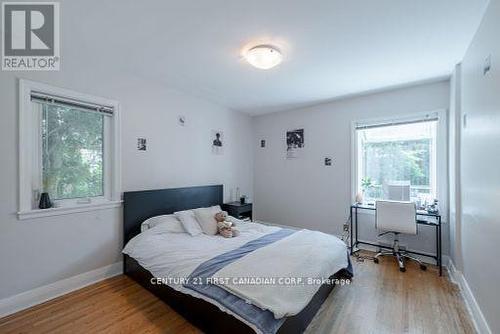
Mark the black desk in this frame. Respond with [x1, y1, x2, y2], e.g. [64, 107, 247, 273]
[350, 203, 442, 276]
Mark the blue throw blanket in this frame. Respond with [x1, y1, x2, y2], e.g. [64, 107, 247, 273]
[184, 228, 353, 334]
[184, 229, 295, 333]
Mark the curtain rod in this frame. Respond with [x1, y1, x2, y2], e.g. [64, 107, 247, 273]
[30, 91, 114, 115]
[355, 117, 438, 130]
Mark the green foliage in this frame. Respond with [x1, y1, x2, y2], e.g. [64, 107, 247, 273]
[362, 139, 431, 199]
[361, 177, 374, 191]
[41, 103, 103, 200]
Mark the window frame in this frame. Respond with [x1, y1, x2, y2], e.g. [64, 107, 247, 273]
[351, 110, 448, 218]
[18, 79, 122, 220]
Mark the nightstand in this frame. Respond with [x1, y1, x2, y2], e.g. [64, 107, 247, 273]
[222, 202, 252, 221]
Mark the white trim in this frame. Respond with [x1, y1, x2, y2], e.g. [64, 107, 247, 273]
[350, 120, 358, 203]
[0, 262, 123, 318]
[18, 79, 122, 215]
[17, 200, 122, 220]
[354, 112, 439, 129]
[447, 260, 492, 334]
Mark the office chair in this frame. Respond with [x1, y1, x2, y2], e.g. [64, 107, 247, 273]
[373, 200, 426, 272]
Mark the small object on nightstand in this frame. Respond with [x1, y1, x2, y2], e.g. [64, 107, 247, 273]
[222, 201, 252, 221]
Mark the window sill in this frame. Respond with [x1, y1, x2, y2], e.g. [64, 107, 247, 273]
[17, 200, 123, 220]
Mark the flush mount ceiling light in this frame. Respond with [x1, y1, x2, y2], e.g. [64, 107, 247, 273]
[244, 45, 283, 70]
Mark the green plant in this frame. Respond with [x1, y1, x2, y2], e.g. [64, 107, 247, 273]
[361, 177, 374, 192]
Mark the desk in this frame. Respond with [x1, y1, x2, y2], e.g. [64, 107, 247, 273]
[350, 203, 442, 276]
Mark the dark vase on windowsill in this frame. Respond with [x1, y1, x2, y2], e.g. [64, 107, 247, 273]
[39, 192, 53, 209]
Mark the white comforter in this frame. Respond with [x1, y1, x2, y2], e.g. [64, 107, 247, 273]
[123, 222, 281, 286]
[122, 222, 347, 321]
[212, 229, 348, 318]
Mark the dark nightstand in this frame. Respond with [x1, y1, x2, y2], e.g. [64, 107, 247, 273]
[222, 202, 252, 221]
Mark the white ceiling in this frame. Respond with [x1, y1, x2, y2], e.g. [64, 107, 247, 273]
[71, 0, 488, 115]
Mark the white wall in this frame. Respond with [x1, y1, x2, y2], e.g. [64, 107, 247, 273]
[0, 34, 253, 302]
[253, 81, 450, 256]
[459, 0, 500, 331]
[448, 64, 464, 271]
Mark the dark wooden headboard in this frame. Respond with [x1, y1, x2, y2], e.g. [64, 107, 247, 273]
[123, 185, 223, 246]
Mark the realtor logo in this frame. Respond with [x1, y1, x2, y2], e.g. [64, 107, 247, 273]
[2, 2, 60, 70]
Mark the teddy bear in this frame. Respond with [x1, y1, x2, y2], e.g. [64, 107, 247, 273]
[214, 211, 240, 238]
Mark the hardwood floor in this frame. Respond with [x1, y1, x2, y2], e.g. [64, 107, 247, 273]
[0, 254, 475, 334]
[306, 253, 475, 334]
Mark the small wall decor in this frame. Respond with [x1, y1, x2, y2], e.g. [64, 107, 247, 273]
[211, 130, 224, 155]
[483, 55, 491, 76]
[260, 139, 266, 148]
[324, 157, 332, 166]
[286, 128, 304, 159]
[178, 115, 186, 126]
[137, 138, 147, 151]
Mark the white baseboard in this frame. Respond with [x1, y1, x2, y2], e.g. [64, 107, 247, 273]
[0, 261, 123, 318]
[447, 261, 491, 334]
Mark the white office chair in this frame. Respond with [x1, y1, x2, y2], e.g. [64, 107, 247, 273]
[374, 200, 426, 272]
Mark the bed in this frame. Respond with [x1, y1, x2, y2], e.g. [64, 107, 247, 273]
[123, 185, 352, 334]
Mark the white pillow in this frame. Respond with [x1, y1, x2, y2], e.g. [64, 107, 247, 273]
[140, 214, 185, 233]
[193, 206, 220, 235]
[174, 210, 203, 236]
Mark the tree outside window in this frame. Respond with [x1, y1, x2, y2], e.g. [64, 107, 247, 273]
[357, 120, 437, 203]
[40, 103, 104, 200]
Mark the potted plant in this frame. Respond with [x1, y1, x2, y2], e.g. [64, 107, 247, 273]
[356, 177, 374, 203]
[361, 177, 374, 192]
[39, 178, 53, 209]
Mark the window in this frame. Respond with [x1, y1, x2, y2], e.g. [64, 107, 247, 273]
[39, 102, 104, 200]
[355, 116, 440, 204]
[19, 80, 121, 218]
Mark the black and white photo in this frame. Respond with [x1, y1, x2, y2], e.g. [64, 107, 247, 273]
[211, 130, 224, 154]
[137, 138, 147, 151]
[286, 128, 304, 159]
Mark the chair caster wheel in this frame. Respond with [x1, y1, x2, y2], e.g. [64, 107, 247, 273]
[399, 267, 406, 272]
[420, 264, 427, 271]
[373, 258, 379, 264]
